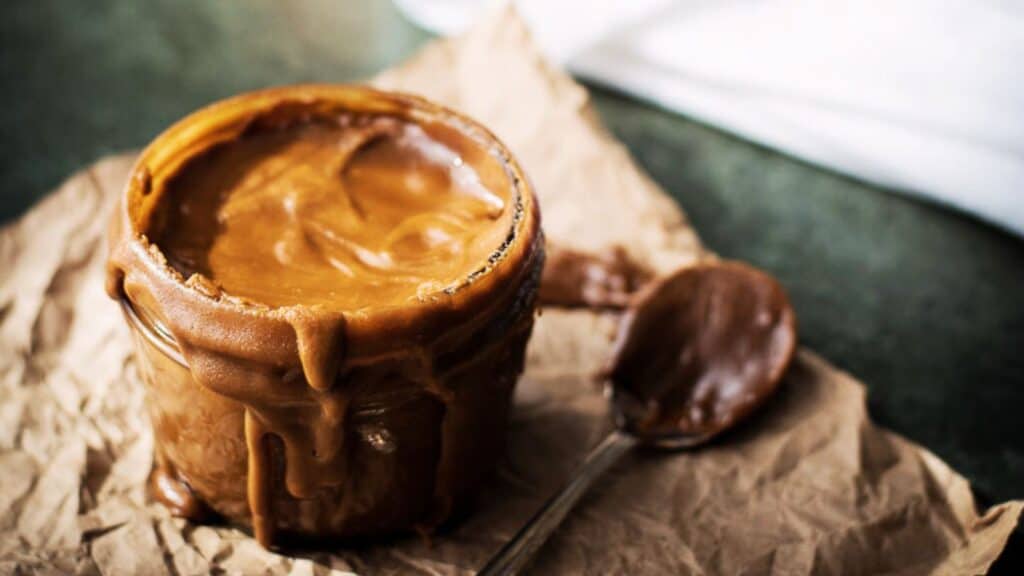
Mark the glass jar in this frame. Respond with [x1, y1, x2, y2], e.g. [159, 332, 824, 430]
[107, 85, 543, 546]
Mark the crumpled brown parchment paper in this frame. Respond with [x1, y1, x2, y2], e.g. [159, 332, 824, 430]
[1, 7, 1020, 575]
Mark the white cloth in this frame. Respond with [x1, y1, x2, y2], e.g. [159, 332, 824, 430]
[395, 0, 1024, 236]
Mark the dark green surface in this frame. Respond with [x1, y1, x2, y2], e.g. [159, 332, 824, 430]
[2, 0, 1021, 569]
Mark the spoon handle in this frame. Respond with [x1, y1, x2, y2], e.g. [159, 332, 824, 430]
[478, 430, 639, 576]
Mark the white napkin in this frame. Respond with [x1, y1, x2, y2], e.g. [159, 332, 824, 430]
[395, 0, 1024, 237]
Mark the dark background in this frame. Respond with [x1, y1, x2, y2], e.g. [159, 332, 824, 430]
[2, 0, 1021, 570]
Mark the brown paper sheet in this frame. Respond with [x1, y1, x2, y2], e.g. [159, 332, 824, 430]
[1, 7, 1020, 575]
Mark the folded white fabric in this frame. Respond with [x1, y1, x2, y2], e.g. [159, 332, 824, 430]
[395, 0, 1024, 236]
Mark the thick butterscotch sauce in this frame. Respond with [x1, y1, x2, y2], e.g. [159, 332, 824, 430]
[157, 116, 512, 310]
[538, 245, 652, 309]
[106, 86, 543, 547]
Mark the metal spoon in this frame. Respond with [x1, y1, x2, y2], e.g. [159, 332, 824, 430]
[478, 260, 798, 575]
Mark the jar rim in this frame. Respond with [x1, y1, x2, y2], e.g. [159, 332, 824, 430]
[123, 84, 532, 313]
[121, 298, 187, 367]
[108, 84, 543, 365]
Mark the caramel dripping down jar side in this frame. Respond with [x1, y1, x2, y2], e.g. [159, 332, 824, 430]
[105, 85, 544, 547]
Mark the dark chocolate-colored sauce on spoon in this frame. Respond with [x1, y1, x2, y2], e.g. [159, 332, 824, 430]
[607, 260, 797, 440]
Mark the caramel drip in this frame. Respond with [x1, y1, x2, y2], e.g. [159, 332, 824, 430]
[177, 317, 352, 544]
[245, 410, 274, 545]
[286, 309, 346, 393]
[150, 457, 208, 521]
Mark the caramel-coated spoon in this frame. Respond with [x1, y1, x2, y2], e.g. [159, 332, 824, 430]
[478, 260, 797, 575]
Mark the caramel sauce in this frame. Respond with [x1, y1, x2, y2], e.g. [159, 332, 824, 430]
[538, 245, 652, 309]
[106, 87, 543, 548]
[156, 117, 512, 310]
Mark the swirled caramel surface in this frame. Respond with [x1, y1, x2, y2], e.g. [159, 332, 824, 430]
[155, 115, 512, 310]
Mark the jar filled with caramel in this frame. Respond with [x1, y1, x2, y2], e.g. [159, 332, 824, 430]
[106, 85, 544, 547]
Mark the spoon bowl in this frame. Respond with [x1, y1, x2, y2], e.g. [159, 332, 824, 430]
[608, 260, 797, 448]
